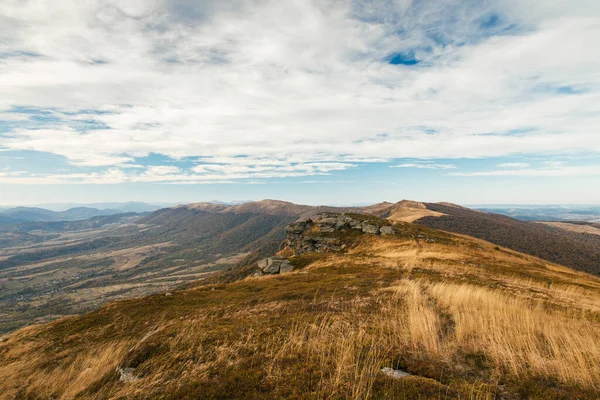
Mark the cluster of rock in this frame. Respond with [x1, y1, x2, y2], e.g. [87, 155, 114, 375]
[298, 213, 395, 235]
[282, 213, 396, 255]
[257, 257, 293, 275]
[288, 213, 396, 235]
[256, 213, 398, 275]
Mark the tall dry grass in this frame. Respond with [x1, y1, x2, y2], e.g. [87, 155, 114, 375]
[0, 338, 128, 399]
[2, 234, 600, 399]
[424, 281, 600, 386]
[264, 239, 600, 397]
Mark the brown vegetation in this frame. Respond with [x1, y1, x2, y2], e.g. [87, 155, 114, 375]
[539, 221, 600, 236]
[1, 228, 599, 399]
[417, 202, 600, 276]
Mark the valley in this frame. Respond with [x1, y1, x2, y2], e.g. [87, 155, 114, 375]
[0, 205, 293, 333]
[1, 210, 599, 399]
[2, 199, 600, 334]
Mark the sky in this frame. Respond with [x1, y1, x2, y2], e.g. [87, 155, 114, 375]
[1, 0, 600, 206]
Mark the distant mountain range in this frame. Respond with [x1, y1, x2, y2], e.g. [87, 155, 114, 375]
[471, 204, 600, 222]
[2, 198, 600, 335]
[17, 201, 174, 213]
[3, 199, 600, 399]
[0, 202, 167, 224]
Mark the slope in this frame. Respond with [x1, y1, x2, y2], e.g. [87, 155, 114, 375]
[0, 207, 125, 223]
[414, 202, 600, 276]
[1, 216, 599, 399]
[0, 204, 297, 333]
[3, 199, 600, 335]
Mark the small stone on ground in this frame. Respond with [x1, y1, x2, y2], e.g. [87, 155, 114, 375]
[381, 367, 411, 379]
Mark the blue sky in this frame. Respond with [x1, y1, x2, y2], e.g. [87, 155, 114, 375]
[1, 0, 600, 205]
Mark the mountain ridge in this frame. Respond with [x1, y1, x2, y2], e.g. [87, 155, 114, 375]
[2, 211, 599, 399]
[2, 198, 600, 335]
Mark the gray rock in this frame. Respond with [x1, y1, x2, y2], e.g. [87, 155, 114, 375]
[380, 226, 395, 236]
[257, 257, 292, 274]
[116, 366, 138, 382]
[317, 217, 338, 233]
[282, 213, 399, 255]
[381, 367, 410, 379]
[361, 223, 380, 234]
[285, 223, 309, 236]
[264, 259, 282, 274]
[349, 219, 361, 229]
[279, 262, 294, 274]
[257, 258, 269, 270]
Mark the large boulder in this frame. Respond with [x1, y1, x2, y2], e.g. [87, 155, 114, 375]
[361, 222, 380, 234]
[257, 257, 293, 274]
[279, 262, 294, 274]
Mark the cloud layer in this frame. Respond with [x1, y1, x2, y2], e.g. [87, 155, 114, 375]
[1, 0, 600, 183]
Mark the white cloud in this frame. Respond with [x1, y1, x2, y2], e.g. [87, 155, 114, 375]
[0, 161, 357, 185]
[542, 160, 566, 168]
[1, 0, 600, 183]
[496, 162, 530, 168]
[452, 164, 600, 177]
[391, 163, 456, 170]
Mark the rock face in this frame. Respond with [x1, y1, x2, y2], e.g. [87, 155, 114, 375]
[257, 257, 293, 275]
[281, 213, 396, 255]
[257, 213, 398, 274]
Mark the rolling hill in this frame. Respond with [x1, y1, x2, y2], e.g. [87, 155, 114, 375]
[0, 206, 123, 223]
[2, 199, 600, 335]
[0, 203, 302, 333]
[413, 202, 600, 276]
[1, 212, 599, 399]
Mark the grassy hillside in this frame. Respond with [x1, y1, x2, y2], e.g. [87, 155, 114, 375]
[0, 207, 295, 334]
[416, 202, 600, 276]
[3, 199, 600, 336]
[2, 223, 599, 399]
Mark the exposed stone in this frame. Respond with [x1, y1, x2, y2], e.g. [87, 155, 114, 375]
[361, 223, 380, 234]
[285, 220, 312, 235]
[257, 258, 269, 270]
[281, 213, 397, 256]
[165, 292, 173, 297]
[257, 257, 293, 274]
[279, 262, 294, 274]
[317, 217, 338, 233]
[380, 226, 395, 235]
[381, 367, 410, 379]
[116, 366, 138, 383]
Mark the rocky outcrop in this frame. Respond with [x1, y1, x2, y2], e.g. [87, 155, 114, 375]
[257, 257, 293, 275]
[281, 213, 396, 255]
[257, 213, 399, 274]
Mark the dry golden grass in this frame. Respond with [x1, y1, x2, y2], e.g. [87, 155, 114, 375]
[540, 221, 600, 236]
[427, 281, 600, 385]
[1, 231, 600, 399]
[0, 337, 128, 399]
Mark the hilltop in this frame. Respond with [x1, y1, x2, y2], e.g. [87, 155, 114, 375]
[2, 199, 600, 334]
[415, 202, 600, 276]
[1, 212, 599, 399]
